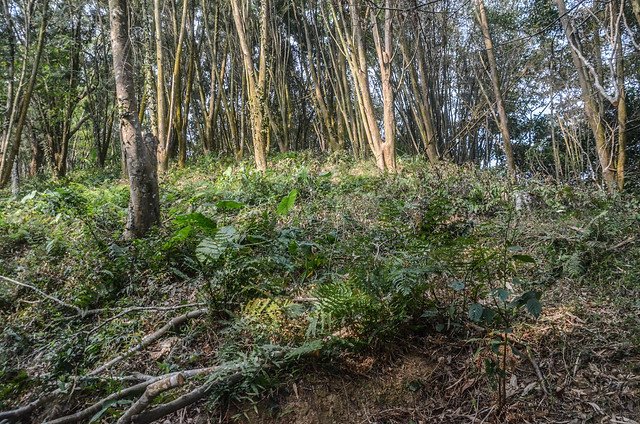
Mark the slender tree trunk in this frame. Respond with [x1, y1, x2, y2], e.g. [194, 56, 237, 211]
[230, 0, 269, 172]
[555, 0, 615, 190]
[11, 160, 19, 196]
[28, 123, 43, 176]
[612, 0, 626, 190]
[632, 0, 640, 26]
[373, 0, 396, 172]
[475, 0, 516, 180]
[0, 3, 48, 187]
[154, 0, 169, 172]
[109, 0, 160, 238]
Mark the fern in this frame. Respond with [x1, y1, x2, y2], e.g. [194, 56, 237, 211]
[196, 225, 238, 263]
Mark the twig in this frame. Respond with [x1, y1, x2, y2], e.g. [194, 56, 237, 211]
[526, 346, 550, 396]
[292, 296, 318, 303]
[0, 275, 82, 315]
[86, 303, 208, 333]
[88, 308, 208, 376]
[608, 236, 636, 252]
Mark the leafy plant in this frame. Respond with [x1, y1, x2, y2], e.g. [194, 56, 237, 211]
[277, 189, 298, 216]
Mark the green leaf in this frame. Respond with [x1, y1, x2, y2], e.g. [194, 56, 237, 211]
[89, 399, 132, 423]
[512, 254, 536, 264]
[481, 307, 497, 324]
[285, 340, 323, 360]
[421, 308, 439, 318]
[510, 290, 541, 309]
[526, 298, 542, 318]
[468, 303, 484, 322]
[216, 200, 245, 210]
[163, 226, 193, 250]
[449, 280, 466, 291]
[20, 190, 37, 203]
[196, 226, 238, 263]
[495, 288, 510, 302]
[173, 212, 217, 233]
[277, 189, 298, 215]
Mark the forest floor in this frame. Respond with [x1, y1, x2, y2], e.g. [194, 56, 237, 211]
[1, 154, 639, 423]
[240, 282, 640, 424]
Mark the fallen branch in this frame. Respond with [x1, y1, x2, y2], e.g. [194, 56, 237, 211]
[88, 308, 208, 376]
[86, 303, 208, 333]
[44, 368, 215, 424]
[1, 309, 209, 423]
[0, 391, 60, 422]
[526, 346, 550, 396]
[117, 373, 185, 424]
[131, 366, 249, 424]
[131, 375, 242, 424]
[0, 275, 82, 315]
[132, 350, 286, 424]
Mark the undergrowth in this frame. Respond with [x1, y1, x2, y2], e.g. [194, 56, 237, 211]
[0, 153, 638, 418]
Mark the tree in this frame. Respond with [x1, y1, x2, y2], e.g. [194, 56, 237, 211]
[328, 0, 397, 172]
[475, 0, 516, 179]
[108, 0, 160, 238]
[555, 0, 622, 191]
[0, 0, 49, 187]
[230, 0, 270, 172]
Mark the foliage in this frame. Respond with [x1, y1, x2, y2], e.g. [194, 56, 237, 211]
[0, 154, 638, 415]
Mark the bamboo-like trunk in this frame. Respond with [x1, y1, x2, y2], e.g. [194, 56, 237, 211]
[555, 0, 615, 190]
[475, 0, 515, 180]
[230, 0, 269, 172]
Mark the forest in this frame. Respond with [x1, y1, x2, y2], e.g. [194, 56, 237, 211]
[0, 0, 639, 422]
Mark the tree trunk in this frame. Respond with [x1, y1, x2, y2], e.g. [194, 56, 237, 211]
[0, 3, 48, 187]
[230, 0, 269, 172]
[109, 0, 161, 238]
[555, 0, 615, 190]
[475, 0, 516, 180]
[612, 0, 626, 191]
[154, 0, 169, 172]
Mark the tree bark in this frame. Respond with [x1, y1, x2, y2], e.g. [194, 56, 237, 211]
[109, 0, 161, 238]
[154, 0, 169, 172]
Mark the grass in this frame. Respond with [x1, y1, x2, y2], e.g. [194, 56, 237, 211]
[0, 153, 638, 422]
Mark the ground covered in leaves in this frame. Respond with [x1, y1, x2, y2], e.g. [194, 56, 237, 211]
[1, 154, 639, 423]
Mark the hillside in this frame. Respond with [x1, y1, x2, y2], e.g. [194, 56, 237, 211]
[1, 154, 638, 423]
